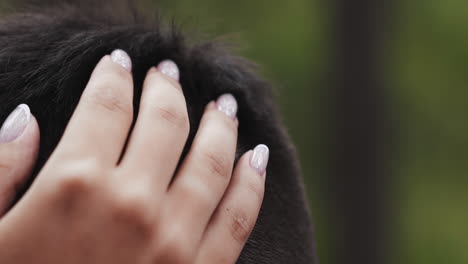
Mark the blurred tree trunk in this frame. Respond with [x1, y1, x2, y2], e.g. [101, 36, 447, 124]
[327, 0, 394, 263]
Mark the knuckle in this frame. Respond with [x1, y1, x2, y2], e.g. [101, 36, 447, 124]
[151, 103, 189, 134]
[57, 173, 94, 195]
[96, 92, 132, 115]
[46, 159, 100, 214]
[54, 160, 99, 195]
[52, 173, 95, 216]
[177, 179, 213, 208]
[111, 192, 154, 236]
[155, 227, 192, 264]
[201, 150, 231, 179]
[87, 80, 133, 116]
[225, 207, 255, 245]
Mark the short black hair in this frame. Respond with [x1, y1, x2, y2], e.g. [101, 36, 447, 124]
[0, 1, 317, 263]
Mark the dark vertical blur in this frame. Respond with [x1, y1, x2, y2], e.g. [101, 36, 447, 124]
[327, 0, 394, 263]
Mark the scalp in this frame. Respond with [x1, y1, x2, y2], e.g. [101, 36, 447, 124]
[0, 1, 317, 263]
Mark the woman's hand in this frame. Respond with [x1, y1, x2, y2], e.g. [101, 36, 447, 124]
[0, 50, 269, 264]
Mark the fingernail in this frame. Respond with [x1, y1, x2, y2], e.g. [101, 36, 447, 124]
[111, 49, 132, 72]
[250, 144, 269, 176]
[0, 104, 31, 143]
[157, 60, 179, 81]
[216, 94, 238, 119]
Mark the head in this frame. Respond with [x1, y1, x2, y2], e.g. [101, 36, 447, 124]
[0, 1, 317, 263]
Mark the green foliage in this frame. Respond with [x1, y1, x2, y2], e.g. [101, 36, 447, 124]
[394, 0, 468, 263]
[153, 0, 468, 262]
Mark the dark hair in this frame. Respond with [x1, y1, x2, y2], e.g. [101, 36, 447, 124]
[0, 1, 316, 263]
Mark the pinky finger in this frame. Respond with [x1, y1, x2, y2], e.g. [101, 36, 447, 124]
[194, 145, 269, 264]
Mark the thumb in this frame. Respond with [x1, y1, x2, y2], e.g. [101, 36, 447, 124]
[0, 104, 40, 217]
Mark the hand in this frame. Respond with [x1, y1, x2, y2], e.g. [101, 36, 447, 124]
[0, 50, 269, 264]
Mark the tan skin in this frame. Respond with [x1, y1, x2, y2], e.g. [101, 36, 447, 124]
[0, 50, 268, 264]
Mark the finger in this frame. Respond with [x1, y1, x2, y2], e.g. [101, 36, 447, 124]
[119, 60, 188, 193]
[0, 104, 40, 217]
[195, 145, 269, 264]
[52, 49, 134, 166]
[162, 94, 239, 245]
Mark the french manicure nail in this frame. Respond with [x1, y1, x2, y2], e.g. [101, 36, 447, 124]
[111, 49, 132, 72]
[0, 104, 31, 143]
[250, 144, 269, 176]
[157, 60, 179, 81]
[216, 94, 238, 119]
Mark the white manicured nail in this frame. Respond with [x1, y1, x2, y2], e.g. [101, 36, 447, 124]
[157, 60, 179, 81]
[216, 94, 238, 119]
[0, 104, 31, 143]
[111, 49, 132, 72]
[250, 144, 269, 176]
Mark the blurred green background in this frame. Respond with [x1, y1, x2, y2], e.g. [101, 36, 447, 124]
[151, 0, 468, 263]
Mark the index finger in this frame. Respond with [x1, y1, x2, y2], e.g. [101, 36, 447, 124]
[52, 50, 134, 166]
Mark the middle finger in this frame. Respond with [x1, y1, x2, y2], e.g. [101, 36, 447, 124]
[119, 60, 189, 193]
[162, 94, 239, 245]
